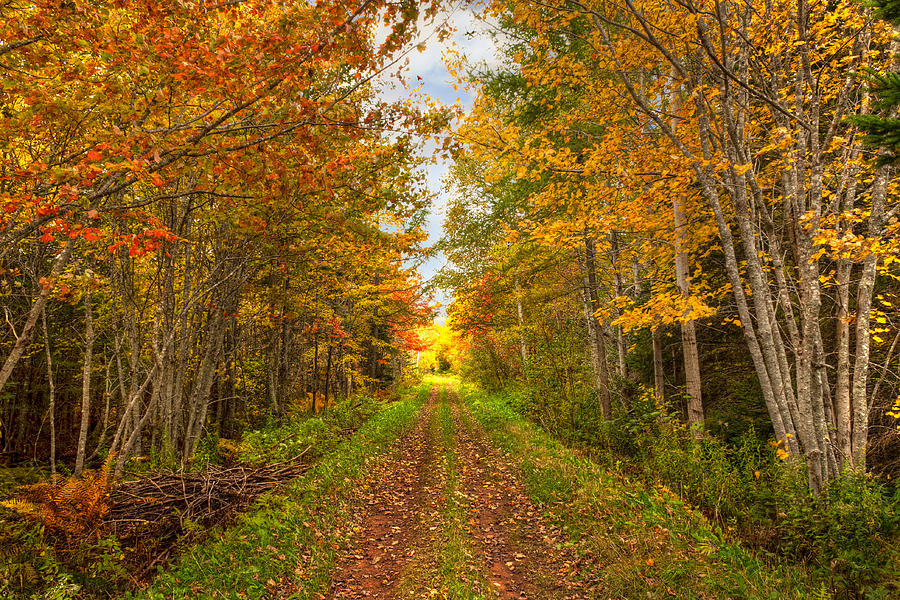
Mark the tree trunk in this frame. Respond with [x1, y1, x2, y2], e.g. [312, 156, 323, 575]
[514, 274, 528, 375]
[582, 237, 612, 418]
[268, 315, 284, 414]
[670, 71, 703, 428]
[0, 238, 76, 396]
[74, 284, 94, 477]
[610, 232, 628, 379]
[183, 309, 227, 458]
[850, 163, 890, 468]
[324, 342, 333, 410]
[41, 309, 56, 477]
[652, 326, 665, 402]
[848, 31, 899, 468]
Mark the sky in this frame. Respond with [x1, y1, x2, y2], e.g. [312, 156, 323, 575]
[374, 4, 503, 318]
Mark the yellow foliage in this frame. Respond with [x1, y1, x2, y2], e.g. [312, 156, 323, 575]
[217, 438, 243, 462]
[614, 290, 718, 332]
[887, 396, 900, 432]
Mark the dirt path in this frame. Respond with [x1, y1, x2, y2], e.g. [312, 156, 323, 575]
[326, 390, 442, 599]
[451, 393, 588, 600]
[327, 386, 586, 600]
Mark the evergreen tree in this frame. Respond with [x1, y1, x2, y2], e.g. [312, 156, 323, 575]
[850, 0, 900, 161]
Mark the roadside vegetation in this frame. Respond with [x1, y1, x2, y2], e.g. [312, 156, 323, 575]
[4, 0, 900, 598]
[134, 383, 430, 600]
[437, 1, 900, 598]
[1, 382, 431, 599]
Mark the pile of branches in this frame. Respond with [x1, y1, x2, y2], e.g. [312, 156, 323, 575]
[104, 450, 311, 579]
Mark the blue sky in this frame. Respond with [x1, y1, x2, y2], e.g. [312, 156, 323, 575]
[375, 5, 501, 317]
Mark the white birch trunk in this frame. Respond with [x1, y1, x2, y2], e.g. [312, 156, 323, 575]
[74, 284, 94, 477]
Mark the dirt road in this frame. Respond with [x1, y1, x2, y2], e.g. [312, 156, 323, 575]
[326, 387, 588, 600]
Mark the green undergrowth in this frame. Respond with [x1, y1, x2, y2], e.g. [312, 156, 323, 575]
[222, 394, 382, 466]
[506, 381, 900, 598]
[132, 381, 431, 600]
[0, 466, 47, 498]
[458, 380, 827, 600]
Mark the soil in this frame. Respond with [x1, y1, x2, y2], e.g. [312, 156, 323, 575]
[451, 392, 589, 600]
[326, 387, 589, 599]
[326, 390, 442, 599]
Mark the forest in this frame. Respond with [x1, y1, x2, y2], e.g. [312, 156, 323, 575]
[2, 0, 900, 599]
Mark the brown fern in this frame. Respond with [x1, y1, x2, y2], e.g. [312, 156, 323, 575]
[1, 454, 115, 539]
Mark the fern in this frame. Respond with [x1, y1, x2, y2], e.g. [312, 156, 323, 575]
[2, 454, 115, 539]
[0, 498, 37, 515]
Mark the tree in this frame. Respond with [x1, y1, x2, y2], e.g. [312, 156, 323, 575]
[850, 0, 900, 162]
[0, 0, 446, 473]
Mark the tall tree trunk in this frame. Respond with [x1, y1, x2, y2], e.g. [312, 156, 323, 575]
[670, 71, 703, 428]
[848, 32, 899, 468]
[74, 284, 94, 477]
[835, 258, 853, 463]
[324, 342, 333, 409]
[183, 323, 226, 458]
[41, 309, 56, 477]
[610, 232, 628, 379]
[582, 237, 612, 418]
[850, 162, 890, 468]
[652, 326, 665, 402]
[514, 274, 528, 375]
[268, 314, 284, 414]
[312, 328, 320, 412]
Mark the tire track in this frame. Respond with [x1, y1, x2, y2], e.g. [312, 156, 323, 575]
[325, 386, 589, 599]
[326, 391, 441, 599]
[451, 392, 589, 599]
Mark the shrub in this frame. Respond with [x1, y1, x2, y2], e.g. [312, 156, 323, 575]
[777, 471, 900, 598]
[1, 455, 114, 540]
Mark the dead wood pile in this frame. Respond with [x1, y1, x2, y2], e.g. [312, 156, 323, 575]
[104, 449, 311, 579]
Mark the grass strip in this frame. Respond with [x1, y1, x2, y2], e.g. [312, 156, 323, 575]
[458, 380, 827, 600]
[434, 388, 491, 599]
[131, 381, 432, 600]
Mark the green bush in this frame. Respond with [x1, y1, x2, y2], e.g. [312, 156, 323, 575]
[0, 517, 129, 599]
[0, 390, 394, 599]
[191, 394, 381, 467]
[777, 471, 900, 598]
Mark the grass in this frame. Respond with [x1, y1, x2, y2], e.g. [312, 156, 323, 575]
[392, 382, 491, 599]
[433, 387, 492, 599]
[130, 381, 432, 600]
[2, 385, 430, 600]
[457, 379, 829, 600]
[5, 375, 836, 599]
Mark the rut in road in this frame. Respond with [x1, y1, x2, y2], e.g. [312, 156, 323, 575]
[326, 389, 443, 599]
[327, 386, 588, 599]
[450, 393, 588, 599]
